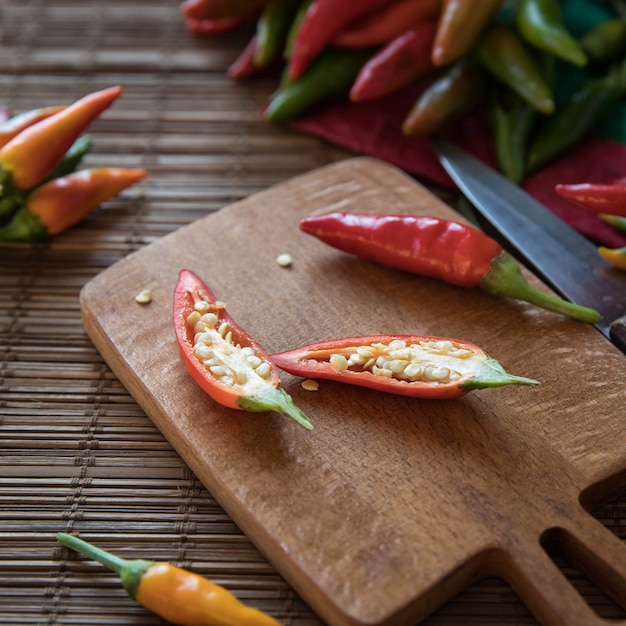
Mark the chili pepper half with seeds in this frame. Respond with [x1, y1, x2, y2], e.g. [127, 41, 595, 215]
[299, 212, 601, 323]
[57, 533, 282, 626]
[271, 335, 538, 399]
[174, 269, 314, 429]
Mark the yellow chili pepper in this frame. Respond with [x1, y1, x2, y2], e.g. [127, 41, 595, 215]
[57, 533, 282, 626]
[598, 246, 626, 271]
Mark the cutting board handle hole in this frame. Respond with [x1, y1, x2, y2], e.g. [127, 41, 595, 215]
[540, 527, 626, 620]
[579, 469, 626, 513]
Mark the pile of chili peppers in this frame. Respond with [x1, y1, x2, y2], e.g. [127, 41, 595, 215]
[0, 86, 145, 242]
[180, 0, 626, 184]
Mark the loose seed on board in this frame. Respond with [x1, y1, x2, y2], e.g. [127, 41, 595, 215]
[135, 289, 152, 305]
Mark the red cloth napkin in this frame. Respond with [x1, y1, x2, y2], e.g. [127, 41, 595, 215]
[290, 84, 626, 248]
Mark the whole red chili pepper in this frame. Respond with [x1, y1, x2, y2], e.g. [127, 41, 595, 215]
[287, 0, 391, 80]
[185, 13, 256, 36]
[0, 86, 122, 191]
[57, 533, 282, 626]
[0, 168, 146, 241]
[0, 105, 65, 149]
[431, 0, 501, 67]
[180, 0, 267, 20]
[350, 22, 438, 102]
[332, 0, 441, 49]
[174, 269, 314, 429]
[555, 181, 626, 217]
[271, 335, 538, 399]
[227, 35, 262, 79]
[300, 212, 601, 323]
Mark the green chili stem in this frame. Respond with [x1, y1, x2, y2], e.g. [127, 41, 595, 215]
[481, 251, 601, 323]
[238, 387, 314, 430]
[0, 208, 47, 241]
[460, 356, 539, 391]
[57, 533, 152, 599]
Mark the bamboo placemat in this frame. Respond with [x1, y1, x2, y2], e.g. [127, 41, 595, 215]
[0, 2, 624, 625]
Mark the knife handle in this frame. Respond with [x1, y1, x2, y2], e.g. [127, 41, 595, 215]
[610, 316, 626, 354]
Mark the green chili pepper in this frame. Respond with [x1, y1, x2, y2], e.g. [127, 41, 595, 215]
[581, 17, 626, 63]
[254, 0, 301, 68]
[477, 23, 555, 114]
[527, 57, 626, 171]
[516, 0, 588, 67]
[488, 86, 536, 184]
[265, 47, 373, 123]
[600, 213, 626, 234]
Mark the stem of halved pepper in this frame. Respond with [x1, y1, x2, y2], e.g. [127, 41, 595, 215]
[174, 269, 313, 430]
[271, 335, 539, 400]
[299, 212, 601, 323]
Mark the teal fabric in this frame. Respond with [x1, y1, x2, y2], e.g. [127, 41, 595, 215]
[561, 0, 625, 142]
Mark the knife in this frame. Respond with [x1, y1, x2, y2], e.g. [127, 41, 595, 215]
[432, 138, 626, 354]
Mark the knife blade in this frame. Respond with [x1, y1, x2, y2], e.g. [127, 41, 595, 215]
[432, 137, 626, 354]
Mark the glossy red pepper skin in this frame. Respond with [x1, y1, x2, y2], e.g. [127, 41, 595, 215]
[555, 182, 626, 217]
[174, 270, 314, 429]
[0, 105, 65, 149]
[185, 13, 255, 36]
[0, 86, 122, 190]
[332, 0, 440, 48]
[300, 211, 601, 323]
[431, 0, 501, 66]
[271, 335, 538, 399]
[350, 22, 438, 102]
[0, 168, 146, 241]
[287, 0, 391, 80]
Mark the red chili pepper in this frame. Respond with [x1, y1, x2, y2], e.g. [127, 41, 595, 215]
[181, 0, 267, 20]
[227, 35, 262, 79]
[173, 269, 314, 429]
[332, 0, 441, 49]
[0, 105, 65, 149]
[598, 246, 626, 270]
[271, 335, 538, 399]
[350, 22, 438, 102]
[300, 212, 601, 323]
[287, 0, 391, 80]
[0, 168, 146, 241]
[555, 182, 626, 217]
[0, 86, 122, 191]
[431, 0, 501, 66]
[185, 13, 255, 36]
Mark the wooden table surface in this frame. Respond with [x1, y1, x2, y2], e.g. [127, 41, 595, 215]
[1, 2, 624, 625]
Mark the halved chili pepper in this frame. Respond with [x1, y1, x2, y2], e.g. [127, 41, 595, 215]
[254, 0, 301, 68]
[332, 0, 441, 49]
[431, 0, 501, 67]
[174, 269, 313, 430]
[300, 212, 601, 323]
[516, 0, 588, 67]
[350, 22, 438, 102]
[555, 181, 626, 217]
[581, 17, 626, 63]
[527, 58, 625, 171]
[287, 0, 390, 80]
[265, 47, 372, 122]
[0, 86, 122, 191]
[0, 105, 65, 149]
[598, 245, 626, 270]
[181, 0, 267, 20]
[0, 168, 146, 241]
[271, 335, 538, 399]
[402, 58, 486, 135]
[57, 534, 281, 626]
[477, 23, 555, 115]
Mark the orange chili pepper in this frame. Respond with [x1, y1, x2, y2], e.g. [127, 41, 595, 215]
[431, 0, 501, 66]
[174, 269, 314, 429]
[0, 105, 65, 149]
[0, 168, 145, 241]
[0, 86, 121, 190]
[598, 246, 626, 271]
[57, 533, 282, 626]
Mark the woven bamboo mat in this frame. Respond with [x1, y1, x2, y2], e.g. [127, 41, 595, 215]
[0, 2, 624, 625]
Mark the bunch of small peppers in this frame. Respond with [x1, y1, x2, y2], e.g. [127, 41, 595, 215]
[0, 86, 145, 242]
[180, 0, 626, 184]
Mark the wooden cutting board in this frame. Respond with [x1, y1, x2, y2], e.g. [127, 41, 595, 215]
[80, 158, 626, 626]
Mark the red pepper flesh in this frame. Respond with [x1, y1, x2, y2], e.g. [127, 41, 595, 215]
[555, 182, 626, 218]
[174, 270, 313, 429]
[300, 212, 601, 323]
[271, 335, 538, 399]
[0, 86, 122, 190]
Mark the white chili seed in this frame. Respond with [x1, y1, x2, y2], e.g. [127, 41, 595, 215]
[135, 289, 152, 305]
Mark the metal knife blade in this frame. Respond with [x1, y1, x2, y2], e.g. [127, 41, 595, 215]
[432, 137, 626, 353]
